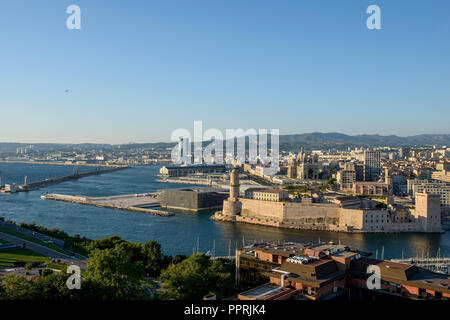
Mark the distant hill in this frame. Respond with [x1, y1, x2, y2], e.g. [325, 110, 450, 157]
[1, 133, 449, 153]
[278, 132, 450, 149]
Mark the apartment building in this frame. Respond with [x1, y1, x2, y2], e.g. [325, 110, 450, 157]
[364, 150, 381, 181]
[336, 162, 356, 190]
[235, 242, 450, 301]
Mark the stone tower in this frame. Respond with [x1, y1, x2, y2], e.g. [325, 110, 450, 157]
[287, 158, 297, 179]
[414, 192, 441, 233]
[229, 168, 240, 200]
[385, 168, 393, 196]
[221, 168, 242, 218]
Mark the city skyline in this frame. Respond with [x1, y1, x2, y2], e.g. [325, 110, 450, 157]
[1, 131, 450, 145]
[1, 0, 450, 143]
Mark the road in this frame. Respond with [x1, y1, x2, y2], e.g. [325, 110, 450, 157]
[0, 232, 86, 269]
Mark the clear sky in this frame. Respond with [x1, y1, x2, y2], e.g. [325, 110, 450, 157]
[1, 0, 449, 144]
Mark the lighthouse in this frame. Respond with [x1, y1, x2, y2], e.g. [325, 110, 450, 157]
[229, 168, 240, 201]
[219, 168, 242, 219]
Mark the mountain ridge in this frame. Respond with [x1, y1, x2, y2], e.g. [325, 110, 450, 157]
[1, 133, 449, 151]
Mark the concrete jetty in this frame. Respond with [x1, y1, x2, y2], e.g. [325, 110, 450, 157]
[0, 160, 124, 167]
[41, 193, 175, 217]
[15, 166, 129, 192]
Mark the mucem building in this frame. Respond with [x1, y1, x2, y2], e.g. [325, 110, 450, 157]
[158, 188, 228, 212]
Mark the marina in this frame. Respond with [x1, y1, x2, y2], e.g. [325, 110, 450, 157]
[391, 256, 450, 274]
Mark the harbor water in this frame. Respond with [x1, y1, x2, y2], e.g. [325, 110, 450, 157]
[0, 163, 449, 259]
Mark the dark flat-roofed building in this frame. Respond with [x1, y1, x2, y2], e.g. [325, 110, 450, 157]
[158, 187, 228, 212]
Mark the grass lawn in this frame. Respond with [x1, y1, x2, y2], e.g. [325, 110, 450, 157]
[0, 248, 51, 268]
[0, 225, 67, 254]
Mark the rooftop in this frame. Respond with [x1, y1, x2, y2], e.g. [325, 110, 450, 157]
[246, 188, 288, 194]
[310, 243, 348, 254]
[331, 251, 359, 259]
[335, 196, 360, 201]
[250, 242, 305, 257]
[278, 258, 340, 281]
[160, 187, 226, 193]
[350, 257, 450, 292]
[238, 283, 294, 300]
[162, 164, 226, 169]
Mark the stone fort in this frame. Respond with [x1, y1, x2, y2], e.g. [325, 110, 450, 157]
[212, 169, 442, 233]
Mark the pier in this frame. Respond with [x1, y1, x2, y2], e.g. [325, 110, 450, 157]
[41, 193, 175, 217]
[1, 166, 129, 193]
[0, 160, 124, 167]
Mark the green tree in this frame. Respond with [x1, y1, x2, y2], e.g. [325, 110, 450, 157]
[30, 273, 73, 299]
[159, 254, 237, 300]
[85, 235, 125, 252]
[0, 275, 32, 299]
[84, 242, 146, 299]
[142, 240, 163, 277]
[172, 254, 187, 265]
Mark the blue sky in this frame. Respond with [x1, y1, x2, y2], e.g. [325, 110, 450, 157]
[1, 0, 449, 143]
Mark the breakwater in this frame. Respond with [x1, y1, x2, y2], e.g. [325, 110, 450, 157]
[18, 166, 129, 192]
[0, 160, 123, 167]
[41, 193, 175, 217]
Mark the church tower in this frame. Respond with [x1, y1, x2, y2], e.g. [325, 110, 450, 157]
[385, 168, 393, 196]
[297, 148, 306, 163]
[287, 158, 297, 178]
